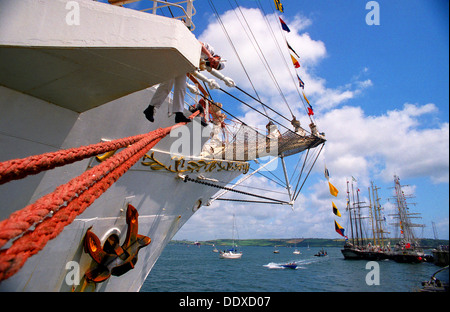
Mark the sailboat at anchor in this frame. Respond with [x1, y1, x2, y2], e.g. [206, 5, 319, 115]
[219, 214, 243, 259]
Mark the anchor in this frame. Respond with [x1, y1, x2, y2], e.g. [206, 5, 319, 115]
[83, 204, 151, 283]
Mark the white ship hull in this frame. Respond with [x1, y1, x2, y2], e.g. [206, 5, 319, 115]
[0, 84, 244, 291]
[0, 0, 244, 291]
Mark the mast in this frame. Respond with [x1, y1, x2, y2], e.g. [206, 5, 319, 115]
[346, 180, 355, 245]
[350, 181, 360, 246]
[374, 183, 388, 248]
[368, 185, 377, 246]
[369, 181, 387, 248]
[356, 188, 365, 246]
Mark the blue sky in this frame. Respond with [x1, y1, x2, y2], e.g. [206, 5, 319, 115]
[113, 0, 449, 240]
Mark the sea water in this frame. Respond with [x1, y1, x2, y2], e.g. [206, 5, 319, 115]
[141, 245, 447, 292]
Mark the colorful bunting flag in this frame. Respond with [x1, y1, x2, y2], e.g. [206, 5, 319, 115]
[279, 17, 290, 32]
[303, 93, 314, 116]
[334, 220, 345, 237]
[274, 0, 284, 13]
[291, 54, 300, 68]
[328, 181, 339, 197]
[332, 202, 341, 217]
[286, 41, 300, 58]
[297, 75, 304, 89]
[302, 92, 310, 105]
[324, 167, 330, 180]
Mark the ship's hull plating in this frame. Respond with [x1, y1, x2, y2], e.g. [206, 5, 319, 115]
[0, 86, 244, 291]
[341, 246, 388, 261]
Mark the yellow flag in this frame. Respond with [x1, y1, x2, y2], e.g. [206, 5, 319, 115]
[302, 92, 310, 105]
[274, 0, 284, 12]
[328, 181, 339, 197]
[332, 202, 341, 217]
[290, 54, 300, 68]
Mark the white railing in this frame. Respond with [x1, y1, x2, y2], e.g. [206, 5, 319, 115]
[108, 0, 196, 30]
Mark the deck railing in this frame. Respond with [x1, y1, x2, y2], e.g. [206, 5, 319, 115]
[108, 0, 196, 30]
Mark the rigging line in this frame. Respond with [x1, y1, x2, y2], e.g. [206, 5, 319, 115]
[207, 0, 263, 114]
[183, 175, 288, 204]
[227, 0, 268, 116]
[235, 86, 291, 123]
[164, 0, 175, 18]
[218, 87, 301, 136]
[215, 198, 290, 205]
[253, 0, 296, 117]
[232, 0, 293, 117]
[292, 142, 321, 197]
[207, 0, 312, 135]
[292, 148, 310, 197]
[293, 142, 325, 201]
[231, 183, 288, 195]
[288, 152, 304, 185]
[260, 0, 314, 124]
[201, 80, 213, 101]
[210, 156, 279, 203]
[248, 165, 286, 188]
[209, 175, 288, 195]
[194, 88, 267, 138]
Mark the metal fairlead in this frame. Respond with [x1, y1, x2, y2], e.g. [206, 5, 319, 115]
[83, 204, 151, 283]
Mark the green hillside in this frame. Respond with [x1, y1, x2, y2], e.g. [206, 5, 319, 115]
[171, 238, 448, 248]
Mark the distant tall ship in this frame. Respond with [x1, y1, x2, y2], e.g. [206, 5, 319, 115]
[387, 175, 425, 263]
[341, 175, 426, 263]
[0, 0, 325, 291]
[341, 180, 390, 260]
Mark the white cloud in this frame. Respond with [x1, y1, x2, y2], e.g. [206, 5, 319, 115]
[319, 103, 449, 184]
[175, 7, 449, 241]
[199, 8, 328, 99]
[198, 7, 373, 126]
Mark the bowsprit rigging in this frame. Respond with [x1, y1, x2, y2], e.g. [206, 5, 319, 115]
[189, 0, 326, 208]
[0, 0, 325, 290]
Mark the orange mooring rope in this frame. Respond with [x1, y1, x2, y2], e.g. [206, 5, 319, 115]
[0, 124, 182, 282]
[0, 132, 149, 186]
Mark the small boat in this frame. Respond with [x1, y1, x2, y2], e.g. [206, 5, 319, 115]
[282, 262, 297, 269]
[314, 249, 327, 257]
[219, 214, 242, 259]
[293, 249, 301, 255]
[212, 244, 219, 253]
[219, 249, 243, 259]
[273, 246, 280, 254]
[420, 265, 449, 292]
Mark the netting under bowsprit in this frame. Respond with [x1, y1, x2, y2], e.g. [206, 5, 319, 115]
[203, 124, 325, 161]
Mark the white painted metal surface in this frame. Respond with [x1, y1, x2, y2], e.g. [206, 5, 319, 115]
[0, 0, 244, 291]
[0, 0, 201, 112]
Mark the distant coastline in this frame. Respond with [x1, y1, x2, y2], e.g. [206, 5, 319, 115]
[171, 238, 449, 248]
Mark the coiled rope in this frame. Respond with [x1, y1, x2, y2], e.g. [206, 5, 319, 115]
[0, 124, 182, 281]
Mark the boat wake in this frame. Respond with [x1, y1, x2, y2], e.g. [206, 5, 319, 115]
[263, 258, 318, 270]
[264, 262, 292, 269]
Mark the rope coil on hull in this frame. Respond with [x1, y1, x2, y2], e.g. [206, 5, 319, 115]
[0, 125, 181, 282]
